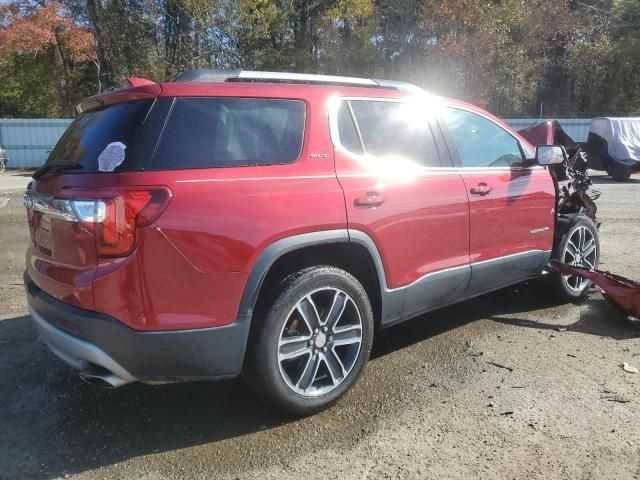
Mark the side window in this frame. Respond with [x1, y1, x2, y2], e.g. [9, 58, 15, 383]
[151, 97, 305, 170]
[336, 102, 363, 155]
[338, 100, 440, 167]
[442, 107, 524, 168]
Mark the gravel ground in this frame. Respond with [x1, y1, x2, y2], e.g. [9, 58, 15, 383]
[0, 169, 32, 193]
[0, 172, 638, 480]
[0, 170, 32, 214]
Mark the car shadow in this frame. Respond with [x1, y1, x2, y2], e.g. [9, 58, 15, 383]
[590, 176, 640, 185]
[1, 282, 638, 478]
[490, 294, 640, 340]
[0, 314, 294, 478]
[371, 283, 552, 358]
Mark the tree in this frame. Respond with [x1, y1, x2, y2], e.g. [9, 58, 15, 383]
[2, 0, 640, 118]
[317, 0, 378, 76]
[0, 1, 96, 116]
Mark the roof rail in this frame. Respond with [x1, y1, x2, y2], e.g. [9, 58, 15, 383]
[174, 69, 424, 93]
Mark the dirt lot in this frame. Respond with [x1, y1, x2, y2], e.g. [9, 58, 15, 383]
[0, 172, 639, 480]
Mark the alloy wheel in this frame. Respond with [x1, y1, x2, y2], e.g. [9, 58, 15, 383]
[277, 288, 363, 397]
[562, 225, 597, 293]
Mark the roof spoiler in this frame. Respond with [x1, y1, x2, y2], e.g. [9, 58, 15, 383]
[76, 78, 161, 114]
[174, 69, 424, 93]
[127, 77, 158, 88]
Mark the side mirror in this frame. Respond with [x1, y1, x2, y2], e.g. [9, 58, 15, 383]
[535, 145, 567, 166]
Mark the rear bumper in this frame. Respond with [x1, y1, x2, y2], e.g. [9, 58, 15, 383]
[25, 273, 251, 383]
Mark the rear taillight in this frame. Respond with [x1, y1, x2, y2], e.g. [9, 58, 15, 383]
[70, 188, 172, 258]
[24, 187, 172, 258]
[71, 187, 171, 257]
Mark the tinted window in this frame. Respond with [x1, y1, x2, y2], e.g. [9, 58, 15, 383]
[46, 100, 153, 173]
[152, 98, 305, 169]
[442, 108, 524, 168]
[337, 102, 363, 154]
[348, 100, 440, 167]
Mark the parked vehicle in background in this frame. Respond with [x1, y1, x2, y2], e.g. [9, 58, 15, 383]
[587, 117, 640, 181]
[0, 147, 7, 174]
[23, 70, 600, 415]
[518, 120, 580, 155]
[518, 120, 587, 180]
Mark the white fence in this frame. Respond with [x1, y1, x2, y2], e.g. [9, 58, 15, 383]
[0, 118, 73, 169]
[0, 117, 594, 169]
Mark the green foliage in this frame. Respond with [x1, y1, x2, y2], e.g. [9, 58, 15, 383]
[317, 0, 378, 75]
[0, 55, 61, 117]
[0, 1, 97, 117]
[1, 0, 640, 118]
[237, 0, 288, 68]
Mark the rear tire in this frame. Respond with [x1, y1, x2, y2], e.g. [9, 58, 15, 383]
[243, 266, 374, 416]
[549, 216, 599, 302]
[611, 163, 632, 182]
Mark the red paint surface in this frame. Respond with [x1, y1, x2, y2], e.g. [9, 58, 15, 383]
[26, 81, 557, 331]
[335, 161, 471, 289]
[461, 168, 556, 263]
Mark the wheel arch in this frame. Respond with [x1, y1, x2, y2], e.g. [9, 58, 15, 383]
[554, 212, 598, 253]
[238, 230, 389, 329]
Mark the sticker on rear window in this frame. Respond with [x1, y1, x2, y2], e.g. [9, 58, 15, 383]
[98, 142, 126, 172]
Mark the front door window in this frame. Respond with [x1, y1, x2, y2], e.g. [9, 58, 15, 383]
[442, 108, 525, 168]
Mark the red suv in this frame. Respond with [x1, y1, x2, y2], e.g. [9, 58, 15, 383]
[24, 70, 600, 414]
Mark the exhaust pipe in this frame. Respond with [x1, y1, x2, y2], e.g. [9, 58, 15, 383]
[79, 368, 131, 389]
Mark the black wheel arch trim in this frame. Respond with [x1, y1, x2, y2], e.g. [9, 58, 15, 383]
[239, 229, 557, 333]
[237, 229, 391, 317]
[554, 213, 598, 252]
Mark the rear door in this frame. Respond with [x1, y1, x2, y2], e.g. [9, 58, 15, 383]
[439, 106, 556, 296]
[333, 97, 471, 323]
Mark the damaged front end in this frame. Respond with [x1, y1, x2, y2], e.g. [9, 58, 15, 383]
[551, 159, 640, 319]
[551, 157, 640, 318]
[519, 120, 600, 227]
[520, 122, 640, 318]
[555, 147, 600, 225]
[553, 261, 640, 319]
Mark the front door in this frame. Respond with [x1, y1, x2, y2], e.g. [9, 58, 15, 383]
[332, 97, 471, 324]
[438, 106, 556, 296]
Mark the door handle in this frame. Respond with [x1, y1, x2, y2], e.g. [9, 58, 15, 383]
[470, 183, 493, 196]
[354, 192, 385, 208]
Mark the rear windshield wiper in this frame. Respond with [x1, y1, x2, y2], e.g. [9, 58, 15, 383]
[33, 161, 83, 180]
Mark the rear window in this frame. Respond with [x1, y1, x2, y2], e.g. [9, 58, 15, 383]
[150, 98, 306, 169]
[339, 99, 440, 167]
[45, 100, 153, 173]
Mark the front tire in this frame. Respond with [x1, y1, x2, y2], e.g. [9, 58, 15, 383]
[550, 216, 600, 301]
[243, 266, 374, 416]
